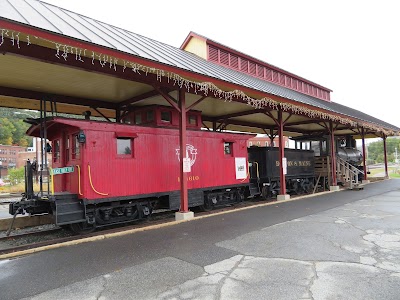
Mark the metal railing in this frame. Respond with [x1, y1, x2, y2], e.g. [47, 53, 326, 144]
[336, 157, 364, 189]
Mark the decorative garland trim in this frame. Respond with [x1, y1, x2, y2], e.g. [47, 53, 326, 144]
[0, 27, 398, 136]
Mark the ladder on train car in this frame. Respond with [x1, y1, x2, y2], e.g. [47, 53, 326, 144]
[336, 157, 365, 190]
[25, 98, 58, 199]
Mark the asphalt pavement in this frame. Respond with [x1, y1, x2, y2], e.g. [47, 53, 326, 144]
[1, 179, 400, 300]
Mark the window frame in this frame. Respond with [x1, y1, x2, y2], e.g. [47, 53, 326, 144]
[187, 114, 198, 126]
[116, 138, 134, 157]
[53, 139, 61, 163]
[115, 132, 137, 158]
[160, 110, 172, 123]
[71, 133, 81, 160]
[65, 135, 70, 162]
[224, 142, 233, 156]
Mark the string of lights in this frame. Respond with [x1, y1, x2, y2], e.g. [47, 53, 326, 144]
[0, 27, 396, 136]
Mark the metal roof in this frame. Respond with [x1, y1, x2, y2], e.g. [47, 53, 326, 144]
[182, 31, 332, 92]
[0, 0, 399, 133]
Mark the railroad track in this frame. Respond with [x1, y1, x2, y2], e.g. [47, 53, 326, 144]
[0, 227, 73, 255]
[0, 227, 64, 242]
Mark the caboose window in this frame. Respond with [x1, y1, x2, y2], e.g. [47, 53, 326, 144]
[161, 111, 172, 123]
[72, 134, 80, 159]
[224, 142, 233, 155]
[65, 136, 70, 162]
[135, 113, 142, 125]
[188, 114, 197, 125]
[146, 110, 154, 122]
[117, 138, 133, 156]
[53, 140, 60, 162]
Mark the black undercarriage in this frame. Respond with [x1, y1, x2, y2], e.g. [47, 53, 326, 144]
[9, 163, 248, 234]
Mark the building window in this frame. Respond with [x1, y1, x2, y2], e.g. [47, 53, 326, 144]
[265, 142, 269, 146]
[224, 142, 233, 155]
[117, 138, 133, 156]
[257, 141, 261, 146]
[72, 134, 80, 159]
[161, 111, 172, 123]
[249, 142, 252, 146]
[53, 140, 60, 162]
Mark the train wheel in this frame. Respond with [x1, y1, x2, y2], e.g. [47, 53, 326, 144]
[292, 180, 300, 195]
[261, 186, 270, 200]
[270, 182, 279, 198]
[307, 181, 314, 193]
[200, 195, 216, 211]
[69, 222, 96, 234]
[235, 190, 245, 203]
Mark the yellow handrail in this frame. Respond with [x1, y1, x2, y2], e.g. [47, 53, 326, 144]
[240, 160, 251, 182]
[254, 161, 260, 179]
[88, 164, 109, 196]
[49, 167, 54, 195]
[240, 160, 259, 183]
[76, 165, 83, 196]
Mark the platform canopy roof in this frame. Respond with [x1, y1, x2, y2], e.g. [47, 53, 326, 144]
[0, 0, 399, 139]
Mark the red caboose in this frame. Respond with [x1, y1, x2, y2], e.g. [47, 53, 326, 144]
[19, 106, 253, 232]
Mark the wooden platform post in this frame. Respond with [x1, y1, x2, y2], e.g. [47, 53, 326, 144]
[178, 89, 189, 213]
[175, 89, 194, 220]
[383, 134, 389, 178]
[329, 121, 339, 190]
[361, 127, 369, 183]
[277, 110, 289, 200]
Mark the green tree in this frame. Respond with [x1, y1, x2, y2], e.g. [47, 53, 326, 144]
[368, 138, 400, 163]
[12, 119, 31, 146]
[0, 118, 16, 145]
[8, 167, 25, 185]
[0, 108, 33, 146]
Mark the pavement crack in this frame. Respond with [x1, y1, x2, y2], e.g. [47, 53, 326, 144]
[307, 262, 318, 300]
[214, 255, 245, 300]
[95, 275, 108, 300]
[334, 217, 367, 234]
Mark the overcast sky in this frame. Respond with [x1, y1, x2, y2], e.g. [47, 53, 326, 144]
[43, 0, 400, 128]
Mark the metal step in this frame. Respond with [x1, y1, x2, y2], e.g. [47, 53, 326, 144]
[249, 183, 260, 196]
[55, 194, 85, 225]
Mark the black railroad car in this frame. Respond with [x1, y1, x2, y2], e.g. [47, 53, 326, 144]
[248, 147, 315, 198]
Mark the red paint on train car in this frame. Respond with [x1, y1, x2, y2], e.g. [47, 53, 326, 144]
[29, 118, 253, 200]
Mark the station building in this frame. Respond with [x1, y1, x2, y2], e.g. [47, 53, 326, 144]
[0, 144, 25, 177]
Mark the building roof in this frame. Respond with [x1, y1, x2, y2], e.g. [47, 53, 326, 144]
[181, 31, 332, 93]
[0, 0, 399, 134]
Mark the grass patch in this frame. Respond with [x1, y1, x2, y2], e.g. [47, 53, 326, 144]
[368, 167, 396, 176]
[0, 182, 41, 193]
[368, 168, 384, 176]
